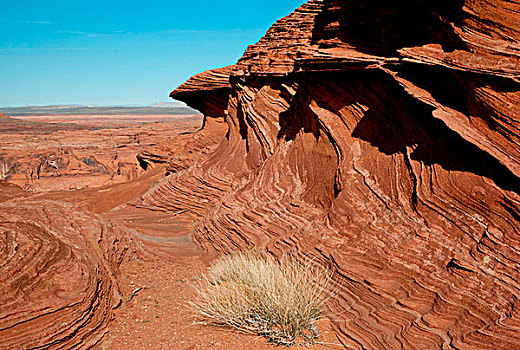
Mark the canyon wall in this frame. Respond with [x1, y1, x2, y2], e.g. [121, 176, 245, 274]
[162, 0, 520, 348]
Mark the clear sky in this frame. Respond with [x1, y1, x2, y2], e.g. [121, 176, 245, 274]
[0, 1, 306, 107]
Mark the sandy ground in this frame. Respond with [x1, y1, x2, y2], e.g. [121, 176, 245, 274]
[101, 256, 344, 350]
[100, 192, 343, 349]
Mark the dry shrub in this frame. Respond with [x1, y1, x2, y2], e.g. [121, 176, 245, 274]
[190, 251, 332, 346]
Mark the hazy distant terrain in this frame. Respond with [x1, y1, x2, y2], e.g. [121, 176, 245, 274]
[0, 105, 199, 116]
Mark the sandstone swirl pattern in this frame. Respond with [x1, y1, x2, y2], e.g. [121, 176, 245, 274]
[0, 196, 137, 349]
[155, 0, 520, 348]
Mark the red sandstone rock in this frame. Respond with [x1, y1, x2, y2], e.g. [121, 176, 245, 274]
[0, 181, 24, 202]
[0, 200, 139, 349]
[0, 115, 217, 349]
[167, 1, 520, 348]
[0, 115, 202, 192]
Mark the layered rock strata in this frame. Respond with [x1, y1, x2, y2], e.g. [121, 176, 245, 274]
[0, 115, 202, 192]
[0, 200, 138, 349]
[161, 0, 520, 348]
[0, 114, 225, 349]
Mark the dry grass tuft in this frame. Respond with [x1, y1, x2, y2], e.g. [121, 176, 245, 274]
[190, 251, 332, 346]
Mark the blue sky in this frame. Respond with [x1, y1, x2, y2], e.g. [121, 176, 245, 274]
[0, 1, 306, 106]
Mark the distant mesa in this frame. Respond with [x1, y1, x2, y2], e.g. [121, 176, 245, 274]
[0, 104, 199, 116]
[148, 101, 189, 108]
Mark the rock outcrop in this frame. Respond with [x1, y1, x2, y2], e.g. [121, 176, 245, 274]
[0, 112, 229, 349]
[0, 115, 202, 192]
[164, 1, 520, 348]
[0, 200, 138, 349]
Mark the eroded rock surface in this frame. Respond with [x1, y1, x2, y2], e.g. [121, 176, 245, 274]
[164, 1, 520, 348]
[0, 115, 215, 349]
[0, 200, 138, 350]
[0, 115, 202, 192]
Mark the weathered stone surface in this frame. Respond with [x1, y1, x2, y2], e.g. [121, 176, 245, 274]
[0, 115, 216, 349]
[167, 1, 520, 348]
[0, 115, 201, 192]
[0, 200, 138, 350]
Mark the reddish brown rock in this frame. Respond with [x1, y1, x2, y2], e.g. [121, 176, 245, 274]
[166, 1, 520, 349]
[0, 181, 24, 202]
[0, 200, 139, 350]
[0, 114, 202, 192]
[0, 114, 219, 349]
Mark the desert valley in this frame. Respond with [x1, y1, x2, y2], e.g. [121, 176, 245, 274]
[0, 109, 341, 349]
[1, 0, 520, 349]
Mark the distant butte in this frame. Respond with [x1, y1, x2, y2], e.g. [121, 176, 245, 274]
[168, 0, 520, 348]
